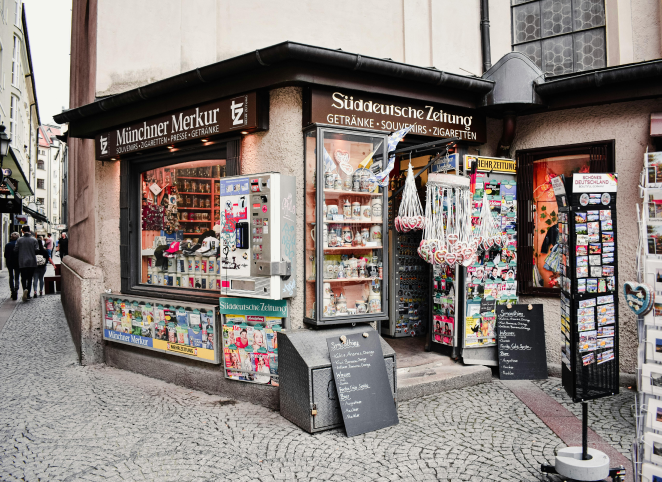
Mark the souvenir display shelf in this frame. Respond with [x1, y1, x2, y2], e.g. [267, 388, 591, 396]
[557, 174, 619, 403]
[462, 170, 518, 365]
[386, 229, 431, 337]
[304, 127, 390, 325]
[633, 152, 662, 481]
[141, 160, 226, 290]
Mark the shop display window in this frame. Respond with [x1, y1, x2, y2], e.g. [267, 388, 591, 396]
[140, 159, 226, 291]
[305, 127, 389, 324]
[532, 156, 589, 289]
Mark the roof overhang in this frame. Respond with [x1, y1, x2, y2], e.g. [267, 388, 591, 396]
[3, 147, 33, 197]
[23, 204, 48, 223]
[54, 41, 494, 139]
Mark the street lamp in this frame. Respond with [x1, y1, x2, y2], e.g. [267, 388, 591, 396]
[0, 125, 10, 158]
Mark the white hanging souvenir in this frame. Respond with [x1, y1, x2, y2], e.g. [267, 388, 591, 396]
[395, 163, 425, 233]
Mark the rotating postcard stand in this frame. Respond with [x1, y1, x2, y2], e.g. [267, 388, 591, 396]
[541, 173, 625, 482]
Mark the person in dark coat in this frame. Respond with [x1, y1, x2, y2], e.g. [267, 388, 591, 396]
[14, 225, 39, 301]
[4, 232, 20, 300]
[57, 232, 68, 258]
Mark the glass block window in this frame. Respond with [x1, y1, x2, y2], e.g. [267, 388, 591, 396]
[511, 0, 605, 75]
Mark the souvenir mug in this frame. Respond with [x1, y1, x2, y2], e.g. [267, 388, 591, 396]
[371, 197, 383, 222]
[361, 204, 371, 221]
[327, 204, 338, 220]
[370, 225, 382, 244]
[352, 202, 361, 220]
[342, 226, 353, 245]
[355, 301, 368, 314]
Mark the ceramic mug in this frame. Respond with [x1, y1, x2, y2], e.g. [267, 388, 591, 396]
[371, 197, 383, 221]
[352, 202, 361, 220]
[327, 204, 338, 220]
[355, 301, 368, 314]
[361, 204, 371, 221]
[370, 225, 382, 243]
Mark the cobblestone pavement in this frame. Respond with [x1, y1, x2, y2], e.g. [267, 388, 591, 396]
[0, 290, 634, 482]
[533, 378, 636, 460]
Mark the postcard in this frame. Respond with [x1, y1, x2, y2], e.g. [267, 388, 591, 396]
[597, 326, 614, 337]
[576, 256, 588, 267]
[588, 243, 601, 254]
[601, 220, 613, 231]
[589, 255, 601, 266]
[576, 245, 588, 256]
[574, 212, 587, 223]
[602, 254, 614, 264]
[579, 330, 597, 352]
[597, 294, 614, 305]
[590, 267, 603, 277]
[599, 210, 611, 221]
[576, 235, 590, 246]
[597, 349, 614, 364]
[587, 222, 600, 234]
[602, 232, 614, 243]
[579, 298, 596, 308]
[578, 320, 595, 332]
[576, 266, 589, 278]
[577, 279, 586, 292]
[596, 337, 614, 349]
[587, 211, 600, 221]
[587, 279, 598, 293]
[576, 223, 588, 234]
[582, 352, 595, 366]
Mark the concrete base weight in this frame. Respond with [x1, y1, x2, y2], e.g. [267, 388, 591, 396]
[555, 447, 610, 481]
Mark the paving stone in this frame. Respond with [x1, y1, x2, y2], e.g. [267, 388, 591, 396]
[0, 277, 634, 481]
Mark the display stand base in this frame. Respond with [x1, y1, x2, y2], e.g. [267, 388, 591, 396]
[552, 447, 610, 481]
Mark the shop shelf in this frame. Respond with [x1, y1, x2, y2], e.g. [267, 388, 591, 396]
[323, 246, 382, 252]
[184, 232, 209, 235]
[179, 208, 211, 210]
[323, 189, 381, 197]
[179, 220, 212, 223]
[179, 192, 212, 195]
[176, 177, 219, 180]
[307, 277, 375, 283]
[323, 220, 377, 224]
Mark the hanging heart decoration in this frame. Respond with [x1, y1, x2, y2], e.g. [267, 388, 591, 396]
[395, 163, 426, 233]
[334, 149, 353, 175]
[623, 281, 654, 315]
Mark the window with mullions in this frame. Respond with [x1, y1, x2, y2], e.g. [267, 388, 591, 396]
[512, 0, 605, 75]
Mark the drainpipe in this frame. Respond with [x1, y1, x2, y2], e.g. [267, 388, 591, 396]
[496, 114, 516, 158]
[480, 0, 492, 73]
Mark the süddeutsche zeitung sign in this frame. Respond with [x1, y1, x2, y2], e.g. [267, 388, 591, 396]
[307, 89, 486, 143]
[95, 92, 260, 160]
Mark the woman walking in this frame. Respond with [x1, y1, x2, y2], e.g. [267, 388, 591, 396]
[33, 237, 55, 297]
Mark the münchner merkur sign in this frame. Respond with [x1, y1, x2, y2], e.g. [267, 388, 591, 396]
[95, 92, 261, 160]
[307, 88, 486, 143]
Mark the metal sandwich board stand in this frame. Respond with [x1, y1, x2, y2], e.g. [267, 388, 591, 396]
[540, 173, 625, 481]
[279, 326, 396, 434]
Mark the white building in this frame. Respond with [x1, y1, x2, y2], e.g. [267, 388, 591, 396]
[0, 0, 40, 244]
[35, 124, 64, 235]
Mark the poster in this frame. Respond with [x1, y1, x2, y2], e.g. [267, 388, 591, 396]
[220, 297, 286, 386]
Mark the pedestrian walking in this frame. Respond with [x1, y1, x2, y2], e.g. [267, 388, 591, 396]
[14, 225, 39, 301]
[56, 232, 68, 259]
[4, 232, 20, 300]
[33, 237, 55, 297]
[44, 233, 54, 260]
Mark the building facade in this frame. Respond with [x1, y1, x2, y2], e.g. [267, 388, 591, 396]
[0, 1, 40, 244]
[56, 0, 662, 405]
[35, 124, 65, 234]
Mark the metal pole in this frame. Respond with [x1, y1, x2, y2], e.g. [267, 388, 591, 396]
[582, 401, 589, 460]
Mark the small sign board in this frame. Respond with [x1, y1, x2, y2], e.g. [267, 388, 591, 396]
[327, 332, 398, 437]
[496, 304, 548, 380]
[572, 173, 618, 193]
[464, 155, 516, 174]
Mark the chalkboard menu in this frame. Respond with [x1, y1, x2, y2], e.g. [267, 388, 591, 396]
[327, 332, 399, 437]
[496, 304, 548, 380]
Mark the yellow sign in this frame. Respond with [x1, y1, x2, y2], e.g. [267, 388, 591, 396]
[153, 339, 216, 361]
[464, 155, 516, 174]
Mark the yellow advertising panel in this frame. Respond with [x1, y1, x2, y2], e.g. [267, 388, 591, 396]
[464, 155, 516, 174]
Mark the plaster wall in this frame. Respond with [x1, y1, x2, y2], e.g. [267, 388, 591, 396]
[95, 0, 490, 97]
[631, 0, 662, 62]
[241, 87, 306, 329]
[509, 98, 662, 374]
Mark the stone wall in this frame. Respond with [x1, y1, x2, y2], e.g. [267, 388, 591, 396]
[510, 98, 662, 374]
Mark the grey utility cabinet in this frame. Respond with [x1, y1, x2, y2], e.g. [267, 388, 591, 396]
[279, 326, 397, 433]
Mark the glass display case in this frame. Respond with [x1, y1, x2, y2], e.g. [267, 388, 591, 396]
[304, 127, 390, 325]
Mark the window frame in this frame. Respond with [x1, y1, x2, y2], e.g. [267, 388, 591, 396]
[511, 0, 606, 75]
[120, 139, 240, 303]
[37, 160, 44, 170]
[36, 197, 44, 205]
[9, 94, 16, 141]
[11, 35, 18, 86]
[36, 178, 44, 189]
[515, 139, 615, 296]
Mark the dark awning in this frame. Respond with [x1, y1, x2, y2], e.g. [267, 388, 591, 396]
[23, 204, 49, 223]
